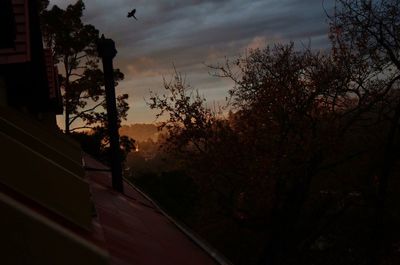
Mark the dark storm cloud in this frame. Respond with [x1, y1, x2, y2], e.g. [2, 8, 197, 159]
[50, 0, 334, 123]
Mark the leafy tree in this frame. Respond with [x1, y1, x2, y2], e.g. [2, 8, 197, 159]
[330, 0, 400, 211]
[149, 48, 336, 262]
[146, 1, 400, 265]
[71, 126, 135, 165]
[149, 73, 216, 154]
[37, 0, 49, 14]
[211, 44, 359, 264]
[40, 0, 128, 134]
[328, 1, 400, 264]
[40, 0, 134, 164]
[148, 72, 246, 215]
[149, 43, 397, 265]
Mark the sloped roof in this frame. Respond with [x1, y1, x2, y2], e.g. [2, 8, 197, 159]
[84, 155, 221, 265]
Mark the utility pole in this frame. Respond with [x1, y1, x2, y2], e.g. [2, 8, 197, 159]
[97, 35, 123, 193]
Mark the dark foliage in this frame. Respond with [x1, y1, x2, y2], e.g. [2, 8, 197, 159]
[40, 0, 135, 164]
[71, 127, 135, 165]
[135, 1, 400, 265]
[40, 0, 130, 134]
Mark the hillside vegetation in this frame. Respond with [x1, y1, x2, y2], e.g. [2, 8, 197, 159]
[126, 1, 400, 264]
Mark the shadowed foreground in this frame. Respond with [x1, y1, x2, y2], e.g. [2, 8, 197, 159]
[85, 154, 220, 265]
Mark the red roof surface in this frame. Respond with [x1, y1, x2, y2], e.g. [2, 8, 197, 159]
[84, 155, 219, 265]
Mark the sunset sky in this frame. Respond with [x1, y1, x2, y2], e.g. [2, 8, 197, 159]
[50, 0, 334, 125]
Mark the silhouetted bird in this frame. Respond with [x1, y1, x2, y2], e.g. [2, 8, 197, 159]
[127, 9, 137, 20]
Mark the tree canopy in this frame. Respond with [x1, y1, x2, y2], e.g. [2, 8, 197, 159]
[40, 0, 128, 134]
[145, 1, 400, 264]
[40, 0, 134, 162]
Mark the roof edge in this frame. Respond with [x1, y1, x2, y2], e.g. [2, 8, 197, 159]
[123, 177, 234, 265]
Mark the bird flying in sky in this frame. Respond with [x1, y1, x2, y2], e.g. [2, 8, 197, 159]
[127, 9, 137, 20]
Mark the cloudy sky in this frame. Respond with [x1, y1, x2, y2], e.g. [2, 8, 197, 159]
[50, 0, 334, 125]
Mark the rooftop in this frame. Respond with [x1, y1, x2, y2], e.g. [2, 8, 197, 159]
[85, 154, 220, 265]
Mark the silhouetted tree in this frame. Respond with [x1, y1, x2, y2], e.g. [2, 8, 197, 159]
[330, 0, 400, 213]
[149, 41, 398, 264]
[148, 72, 249, 220]
[211, 43, 359, 264]
[40, 0, 128, 134]
[71, 126, 135, 164]
[40, 0, 134, 163]
[149, 72, 218, 154]
[145, 1, 400, 265]
[37, 0, 49, 14]
[329, 1, 400, 264]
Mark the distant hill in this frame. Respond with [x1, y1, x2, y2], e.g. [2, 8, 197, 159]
[120, 124, 159, 142]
